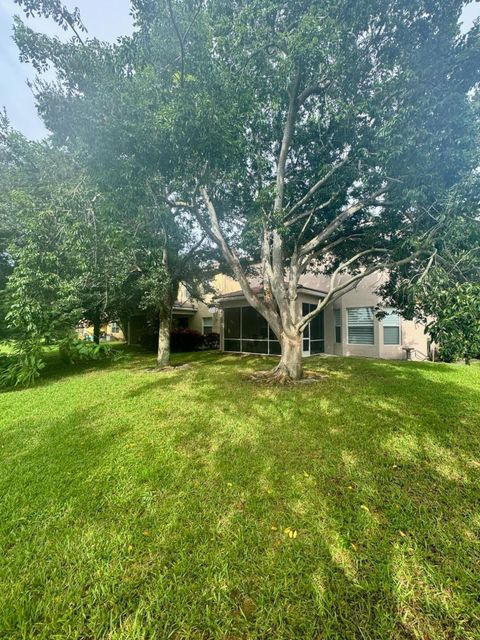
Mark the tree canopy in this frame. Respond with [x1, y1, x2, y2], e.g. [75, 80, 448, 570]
[149, 0, 479, 379]
[5, 0, 480, 381]
[11, 0, 219, 367]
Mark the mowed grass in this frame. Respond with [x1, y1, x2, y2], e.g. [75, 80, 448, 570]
[0, 350, 479, 640]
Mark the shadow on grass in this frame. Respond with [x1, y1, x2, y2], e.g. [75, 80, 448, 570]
[0, 345, 157, 394]
[1, 352, 479, 638]
[117, 354, 480, 637]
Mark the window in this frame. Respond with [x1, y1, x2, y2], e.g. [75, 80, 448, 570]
[111, 322, 120, 334]
[383, 308, 401, 345]
[334, 309, 342, 343]
[347, 307, 374, 345]
[203, 317, 213, 335]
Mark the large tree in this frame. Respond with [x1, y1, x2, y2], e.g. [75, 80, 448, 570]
[13, 0, 215, 367]
[14, 0, 479, 379]
[152, 0, 479, 380]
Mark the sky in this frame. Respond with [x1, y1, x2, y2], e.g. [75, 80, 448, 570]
[0, 0, 133, 139]
[1, 0, 480, 140]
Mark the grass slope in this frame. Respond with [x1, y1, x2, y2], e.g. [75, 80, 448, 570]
[0, 351, 479, 639]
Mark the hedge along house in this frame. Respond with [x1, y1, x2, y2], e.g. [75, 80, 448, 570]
[127, 275, 239, 346]
[217, 271, 430, 360]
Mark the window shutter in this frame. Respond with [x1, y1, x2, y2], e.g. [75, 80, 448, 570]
[347, 308, 374, 344]
[383, 309, 400, 345]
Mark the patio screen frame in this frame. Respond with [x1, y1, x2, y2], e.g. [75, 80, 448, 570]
[223, 306, 281, 355]
[223, 303, 325, 356]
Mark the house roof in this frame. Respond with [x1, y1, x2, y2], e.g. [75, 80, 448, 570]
[215, 281, 328, 303]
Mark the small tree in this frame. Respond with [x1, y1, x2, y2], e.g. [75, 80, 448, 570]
[426, 282, 480, 364]
[383, 177, 480, 364]
[0, 117, 136, 383]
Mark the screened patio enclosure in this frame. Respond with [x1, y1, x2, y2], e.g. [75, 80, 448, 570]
[223, 304, 325, 356]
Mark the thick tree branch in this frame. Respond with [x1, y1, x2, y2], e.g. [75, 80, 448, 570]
[274, 69, 302, 214]
[297, 249, 429, 332]
[299, 186, 389, 258]
[297, 81, 330, 105]
[197, 187, 282, 335]
[285, 157, 348, 220]
[270, 69, 303, 326]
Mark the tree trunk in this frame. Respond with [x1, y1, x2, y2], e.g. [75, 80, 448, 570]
[157, 306, 172, 368]
[275, 333, 303, 381]
[93, 315, 101, 345]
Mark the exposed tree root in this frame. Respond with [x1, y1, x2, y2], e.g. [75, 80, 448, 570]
[247, 365, 327, 386]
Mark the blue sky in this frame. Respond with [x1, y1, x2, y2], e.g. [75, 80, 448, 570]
[0, 0, 133, 138]
[1, 0, 479, 140]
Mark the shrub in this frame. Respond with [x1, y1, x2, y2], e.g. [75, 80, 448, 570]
[0, 339, 45, 388]
[170, 328, 204, 352]
[59, 337, 123, 364]
[204, 332, 220, 350]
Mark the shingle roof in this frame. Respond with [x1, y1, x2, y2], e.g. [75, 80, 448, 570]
[216, 277, 329, 301]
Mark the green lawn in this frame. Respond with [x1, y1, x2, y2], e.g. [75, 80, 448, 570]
[0, 350, 479, 639]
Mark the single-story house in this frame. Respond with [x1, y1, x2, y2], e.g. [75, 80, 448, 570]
[125, 271, 429, 360]
[216, 272, 429, 360]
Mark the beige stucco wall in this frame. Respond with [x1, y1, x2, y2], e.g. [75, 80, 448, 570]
[331, 272, 429, 360]
[218, 272, 429, 360]
[182, 274, 239, 334]
[187, 300, 221, 334]
[179, 274, 239, 334]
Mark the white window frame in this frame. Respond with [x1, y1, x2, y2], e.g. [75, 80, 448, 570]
[383, 308, 401, 346]
[347, 307, 375, 346]
[202, 317, 214, 335]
